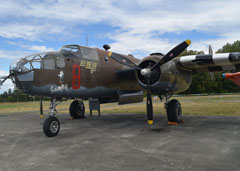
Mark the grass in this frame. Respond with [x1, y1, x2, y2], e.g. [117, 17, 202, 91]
[0, 94, 240, 116]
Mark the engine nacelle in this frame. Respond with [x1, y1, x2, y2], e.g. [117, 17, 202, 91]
[136, 55, 192, 94]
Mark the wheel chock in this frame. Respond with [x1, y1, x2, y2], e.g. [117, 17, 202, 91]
[69, 117, 75, 120]
[168, 122, 177, 125]
[168, 120, 184, 125]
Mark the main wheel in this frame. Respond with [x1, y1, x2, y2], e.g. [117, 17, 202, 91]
[166, 99, 182, 123]
[43, 116, 60, 137]
[69, 100, 85, 119]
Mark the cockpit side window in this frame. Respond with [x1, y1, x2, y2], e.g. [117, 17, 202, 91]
[80, 47, 98, 61]
[55, 56, 65, 69]
[31, 61, 41, 69]
[43, 55, 55, 70]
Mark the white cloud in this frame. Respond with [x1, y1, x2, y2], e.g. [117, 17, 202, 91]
[0, 70, 14, 94]
[7, 41, 55, 52]
[0, 49, 32, 60]
[0, 23, 66, 41]
[0, 70, 9, 77]
[27, 45, 55, 52]
[0, 0, 239, 55]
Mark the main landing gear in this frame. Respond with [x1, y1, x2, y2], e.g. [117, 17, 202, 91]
[42, 98, 85, 137]
[164, 96, 182, 123]
[69, 100, 85, 119]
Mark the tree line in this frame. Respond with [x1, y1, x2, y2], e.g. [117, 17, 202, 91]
[1, 41, 240, 102]
[0, 89, 48, 102]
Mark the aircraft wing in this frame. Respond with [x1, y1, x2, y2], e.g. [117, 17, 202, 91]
[178, 52, 240, 73]
[222, 72, 240, 87]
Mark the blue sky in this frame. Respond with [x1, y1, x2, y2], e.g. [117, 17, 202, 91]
[0, 0, 240, 93]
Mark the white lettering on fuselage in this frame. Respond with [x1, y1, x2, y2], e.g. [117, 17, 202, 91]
[50, 84, 68, 94]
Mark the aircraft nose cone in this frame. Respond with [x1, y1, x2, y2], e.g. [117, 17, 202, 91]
[10, 58, 30, 73]
[10, 58, 34, 93]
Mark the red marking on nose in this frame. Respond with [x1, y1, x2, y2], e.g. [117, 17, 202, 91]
[72, 64, 80, 89]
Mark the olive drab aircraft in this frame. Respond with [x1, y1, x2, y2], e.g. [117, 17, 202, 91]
[1, 40, 240, 137]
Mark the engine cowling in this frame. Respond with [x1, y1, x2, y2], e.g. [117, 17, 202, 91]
[136, 55, 192, 94]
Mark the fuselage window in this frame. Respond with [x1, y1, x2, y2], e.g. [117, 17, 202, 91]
[80, 47, 98, 61]
[43, 56, 55, 70]
[55, 56, 65, 69]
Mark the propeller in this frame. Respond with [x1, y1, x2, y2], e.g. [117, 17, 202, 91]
[0, 75, 11, 87]
[108, 40, 191, 125]
[146, 77, 153, 124]
[108, 52, 142, 70]
[150, 40, 191, 71]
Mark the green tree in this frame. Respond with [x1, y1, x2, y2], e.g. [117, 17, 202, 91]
[216, 40, 240, 53]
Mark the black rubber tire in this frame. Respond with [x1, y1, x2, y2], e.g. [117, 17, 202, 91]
[43, 116, 60, 137]
[166, 99, 182, 123]
[69, 100, 85, 119]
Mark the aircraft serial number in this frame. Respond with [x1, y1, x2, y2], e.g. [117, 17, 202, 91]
[80, 60, 97, 73]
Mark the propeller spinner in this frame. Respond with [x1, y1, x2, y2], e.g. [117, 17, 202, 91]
[108, 40, 191, 125]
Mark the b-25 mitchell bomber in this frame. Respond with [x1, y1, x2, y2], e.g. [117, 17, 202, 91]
[1, 40, 240, 137]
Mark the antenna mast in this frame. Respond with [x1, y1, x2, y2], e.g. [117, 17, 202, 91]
[86, 36, 88, 46]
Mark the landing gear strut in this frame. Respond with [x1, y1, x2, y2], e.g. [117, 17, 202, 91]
[43, 98, 61, 137]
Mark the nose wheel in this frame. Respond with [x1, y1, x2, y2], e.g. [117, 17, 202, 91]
[43, 116, 60, 137]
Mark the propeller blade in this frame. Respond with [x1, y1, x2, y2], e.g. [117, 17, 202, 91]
[0, 75, 11, 86]
[108, 52, 142, 70]
[146, 77, 153, 125]
[151, 40, 191, 71]
[40, 97, 43, 118]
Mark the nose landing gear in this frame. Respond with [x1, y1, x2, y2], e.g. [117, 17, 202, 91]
[43, 116, 60, 137]
[43, 98, 61, 137]
[42, 98, 85, 137]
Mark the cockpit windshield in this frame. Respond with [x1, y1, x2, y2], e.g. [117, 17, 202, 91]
[10, 52, 66, 74]
[10, 53, 46, 73]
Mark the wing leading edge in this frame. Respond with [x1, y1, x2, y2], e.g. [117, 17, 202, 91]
[178, 52, 240, 73]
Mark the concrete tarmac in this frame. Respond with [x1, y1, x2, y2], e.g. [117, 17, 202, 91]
[0, 112, 240, 171]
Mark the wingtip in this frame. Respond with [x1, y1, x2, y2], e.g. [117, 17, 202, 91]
[186, 40, 191, 46]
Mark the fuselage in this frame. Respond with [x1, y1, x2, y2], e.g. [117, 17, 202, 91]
[10, 45, 192, 100]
